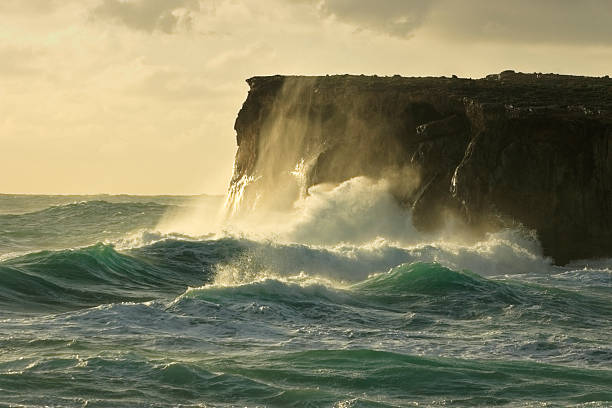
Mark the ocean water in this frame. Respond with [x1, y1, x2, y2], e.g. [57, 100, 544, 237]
[0, 192, 610, 407]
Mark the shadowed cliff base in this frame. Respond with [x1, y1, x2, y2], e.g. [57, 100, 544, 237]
[228, 71, 612, 265]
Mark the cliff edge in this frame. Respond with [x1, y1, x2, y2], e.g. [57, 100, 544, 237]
[229, 71, 612, 264]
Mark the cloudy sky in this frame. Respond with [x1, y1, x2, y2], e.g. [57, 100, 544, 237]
[2, 0, 612, 194]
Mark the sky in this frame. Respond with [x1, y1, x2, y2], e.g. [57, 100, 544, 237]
[2, 0, 612, 195]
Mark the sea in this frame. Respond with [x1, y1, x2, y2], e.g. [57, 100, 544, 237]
[0, 187, 610, 407]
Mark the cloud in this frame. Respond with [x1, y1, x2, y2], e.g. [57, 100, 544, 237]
[127, 68, 244, 102]
[318, 0, 433, 38]
[314, 0, 612, 45]
[0, 0, 61, 14]
[430, 0, 612, 46]
[92, 0, 200, 33]
[0, 47, 42, 76]
[128, 69, 211, 100]
[0, 0, 89, 15]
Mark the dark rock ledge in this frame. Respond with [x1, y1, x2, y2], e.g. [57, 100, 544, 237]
[230, 71, 612, 264]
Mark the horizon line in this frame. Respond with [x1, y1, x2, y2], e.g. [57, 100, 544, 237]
[0, 192, 225, 197]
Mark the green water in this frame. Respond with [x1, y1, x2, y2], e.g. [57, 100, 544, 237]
[0, 195, 610, 407]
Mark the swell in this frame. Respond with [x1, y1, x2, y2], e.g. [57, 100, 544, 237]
[1, 243, 610, 406]
[0, 239, 243, 313]
[180, 261, 611, 325]
[0, 200, 170, 226]
[0, 200, 172, 255]
[2, 234, 610, 320]
[234, 349, 612, 406]
[0, 349, 609, 407]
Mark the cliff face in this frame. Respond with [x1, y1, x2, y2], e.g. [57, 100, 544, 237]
[229, 71, 612, 264]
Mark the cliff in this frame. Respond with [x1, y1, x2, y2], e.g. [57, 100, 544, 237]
[229, 71, 612, 264]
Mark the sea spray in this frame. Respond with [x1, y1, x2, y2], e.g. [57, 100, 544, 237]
[0, 194, 611, 406]
[226, 77, 419, 220]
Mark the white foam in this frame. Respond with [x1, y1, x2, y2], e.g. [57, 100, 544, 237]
[285, 177, 420, 246]
[154, 174, 559, 283]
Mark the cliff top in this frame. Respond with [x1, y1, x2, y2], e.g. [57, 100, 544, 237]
[247, 70, 612, 117]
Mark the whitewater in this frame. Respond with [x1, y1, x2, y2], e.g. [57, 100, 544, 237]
[0, 186, 610, 407]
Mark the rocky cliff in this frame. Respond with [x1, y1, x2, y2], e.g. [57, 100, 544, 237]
[229, 71, 612, 264]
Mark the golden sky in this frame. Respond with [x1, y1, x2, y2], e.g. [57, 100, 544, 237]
[2, 0, 612, 194]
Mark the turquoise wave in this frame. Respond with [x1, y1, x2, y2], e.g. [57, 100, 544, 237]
[177, 260, 611, 336]
[2, 235, 610, 331]
[0, 233, 609, 406]
[353, 262, 498, 294]
[1, 195, 610, 407]
[0, 239, 245, 313]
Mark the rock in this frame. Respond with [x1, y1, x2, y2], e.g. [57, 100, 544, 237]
[228, 71, 612, 264]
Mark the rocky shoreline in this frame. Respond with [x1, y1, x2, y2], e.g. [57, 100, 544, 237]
[229, 71, 612, 264]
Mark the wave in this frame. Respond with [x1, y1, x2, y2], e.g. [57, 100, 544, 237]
[0, 239, 242, 313]
[2, 184, 610, 407]
[164, 260, 610, 344]
[355, 261, 506, 295]
[1, 347, 609, 407]
[0, 200, 172, 256]
[1, 235, 609, 407]
[2, 233, 610, 317]
[0, 193, 219, 215]
[254, 349, 612, 406]
[1, 199, 170, 218]
[200, 229, 554, 289]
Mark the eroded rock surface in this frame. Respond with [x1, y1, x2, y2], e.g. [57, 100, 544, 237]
[229, 71, 612, 264]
